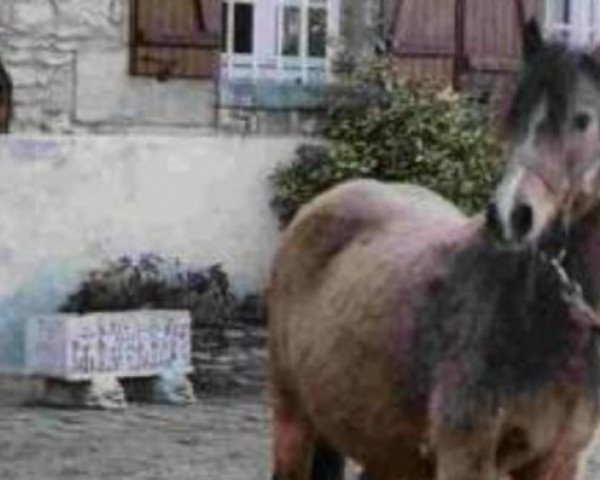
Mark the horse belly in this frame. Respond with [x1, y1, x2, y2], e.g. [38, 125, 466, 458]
[289, 311, 425, 472]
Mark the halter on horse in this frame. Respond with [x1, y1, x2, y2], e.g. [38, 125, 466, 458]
[487, 21, 600, 247]
[487, 19, 600, 334]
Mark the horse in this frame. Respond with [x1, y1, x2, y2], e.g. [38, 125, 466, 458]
[267, 20, 600, 480]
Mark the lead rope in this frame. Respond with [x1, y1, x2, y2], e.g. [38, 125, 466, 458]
[540, 249, 600, 332]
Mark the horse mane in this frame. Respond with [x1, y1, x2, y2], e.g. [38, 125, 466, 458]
[410, 224, 600, 429]
[507, 41, 600, 137]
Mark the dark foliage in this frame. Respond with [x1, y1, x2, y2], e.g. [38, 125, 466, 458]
[270, 62, 502, 228]
[61, 254, 237, 322]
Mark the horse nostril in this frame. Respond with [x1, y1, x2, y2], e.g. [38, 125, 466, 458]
[485, 202, 502, 238]
[511, 203, 533, 241]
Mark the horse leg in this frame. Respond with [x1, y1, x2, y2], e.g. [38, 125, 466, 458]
[310, 438, 345, 479]
[272, 397, 316, 480]
[510, 415, 596, 480]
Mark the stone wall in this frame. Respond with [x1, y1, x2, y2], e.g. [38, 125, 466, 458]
[0, 0, 379, 135]
[0, 0, 216, 134]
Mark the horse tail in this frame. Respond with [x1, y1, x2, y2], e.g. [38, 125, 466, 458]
[311, 439, 344, 480]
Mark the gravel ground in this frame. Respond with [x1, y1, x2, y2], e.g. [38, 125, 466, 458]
[0, 322, 367, 480]
[0, 322, 597, 480]
[0, 396, 271, 480]
[0, 396, 596, 480]
[0, 322, 275, 480]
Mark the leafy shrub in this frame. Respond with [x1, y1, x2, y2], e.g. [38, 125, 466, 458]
[270, 63, 503, 226]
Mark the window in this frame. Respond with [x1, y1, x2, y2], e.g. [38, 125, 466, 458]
[221, 2, 228, 52]
[544, 0, 600, 46]
[222, 1, 255, 55]
[220, 0, 338, 85]
[234, 4, 254, 53]
[281, 6, 301, 56]
[278, 0, 328, 59]
[307, 7, 327, 58]
[274, 0, 330, 84]
[129, 0, 221, 80]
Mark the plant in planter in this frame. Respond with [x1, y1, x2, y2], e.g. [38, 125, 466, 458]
[60, 254, 238, 337]
[60, 254, 269, 395]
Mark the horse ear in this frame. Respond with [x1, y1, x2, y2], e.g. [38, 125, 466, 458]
[522, 18, 544, 62]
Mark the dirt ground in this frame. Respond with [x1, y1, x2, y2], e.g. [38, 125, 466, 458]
[0, 396, 270, 480]
[0, 323, 361, 480]
[0, 396, 598, 480]
[0, 323, 598, 480]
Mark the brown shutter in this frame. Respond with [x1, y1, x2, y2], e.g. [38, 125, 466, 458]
[130, 0, 221, 80]
[388, 0, 456, 87]
[387, 0, 530, 88]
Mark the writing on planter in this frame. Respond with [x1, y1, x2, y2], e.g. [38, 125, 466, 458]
[28, 312, 191, 378]
[69, 315, 191, 374]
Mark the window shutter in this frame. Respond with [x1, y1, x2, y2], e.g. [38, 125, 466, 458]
[200, 0, 221, 38]
[130, 0, 222, 80]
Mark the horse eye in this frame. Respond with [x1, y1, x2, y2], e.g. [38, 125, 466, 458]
[573, 112, 592, 131]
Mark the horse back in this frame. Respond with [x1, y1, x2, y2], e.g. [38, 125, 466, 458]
[270, 179, 468, 296]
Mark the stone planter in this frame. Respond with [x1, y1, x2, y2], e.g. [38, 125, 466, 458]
[25, 310, 195, 408]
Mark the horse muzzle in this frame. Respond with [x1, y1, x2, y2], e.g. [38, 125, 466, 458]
[485, 200, 534, 246]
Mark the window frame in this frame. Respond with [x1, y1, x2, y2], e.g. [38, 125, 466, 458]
[219, 0, 338, 84]
[276, 0, 328, 59]
[275, 0, 330, 84]
[543, 0, 600, 46]
[222, 0, 256, 56]
[306, 5, 328, 59]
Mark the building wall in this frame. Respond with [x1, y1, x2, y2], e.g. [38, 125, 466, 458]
[0, 134, 303, 371]
[0, 0, 375, 135]
[0, 134, 299, 296]
[0, 0, 218, 134]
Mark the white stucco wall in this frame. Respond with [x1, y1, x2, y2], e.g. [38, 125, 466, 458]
[0, 134, 300, 296]
[0, 133, 304, 370]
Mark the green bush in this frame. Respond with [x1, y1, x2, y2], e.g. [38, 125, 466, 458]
[270, 65, 502, 226]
